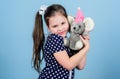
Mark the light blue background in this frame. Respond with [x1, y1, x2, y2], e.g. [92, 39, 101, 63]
[0, 0, 120, 79]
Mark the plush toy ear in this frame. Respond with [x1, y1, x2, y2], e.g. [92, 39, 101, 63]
[67, 15, 74, 25]
[83, 17, 95, 31]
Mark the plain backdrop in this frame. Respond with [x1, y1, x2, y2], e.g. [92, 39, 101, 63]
[0, 0, 120, 79]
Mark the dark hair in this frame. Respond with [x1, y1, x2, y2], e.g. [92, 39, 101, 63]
[32, 4, 68, 73]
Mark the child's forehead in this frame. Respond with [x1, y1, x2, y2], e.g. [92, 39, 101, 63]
[46, 11, 66, 20]
[49, 13, 66, 21]
[52, 12, 64, 17]
[48, 14, 67, 26]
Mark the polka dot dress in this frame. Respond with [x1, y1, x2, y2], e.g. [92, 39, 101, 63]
[38, 34, 75, 79]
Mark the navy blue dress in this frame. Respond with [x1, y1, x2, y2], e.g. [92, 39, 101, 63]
[39, 34, 75, 79]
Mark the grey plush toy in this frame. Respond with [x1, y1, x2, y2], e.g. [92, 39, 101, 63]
[64, 18, 85, 50]
[64, 8, 94, 54]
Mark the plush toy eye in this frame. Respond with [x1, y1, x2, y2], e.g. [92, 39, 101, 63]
[73, 27, 76, 30]
[79, 25, 81, 28]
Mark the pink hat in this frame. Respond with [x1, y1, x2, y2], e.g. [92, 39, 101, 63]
[75, 7, 84, 23]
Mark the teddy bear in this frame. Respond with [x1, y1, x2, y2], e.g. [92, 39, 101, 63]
[64, 8, 94, 54]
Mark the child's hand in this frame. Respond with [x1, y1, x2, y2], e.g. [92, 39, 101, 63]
[80, 35, 90, 51]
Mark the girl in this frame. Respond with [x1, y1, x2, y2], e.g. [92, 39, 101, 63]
[32, 4, 90, 79]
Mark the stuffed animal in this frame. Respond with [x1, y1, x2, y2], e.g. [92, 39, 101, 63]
[64, 8, 94, 54]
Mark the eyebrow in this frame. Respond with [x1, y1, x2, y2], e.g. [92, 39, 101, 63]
[52, 24, 58, 27]
[51, 20, 66, 27]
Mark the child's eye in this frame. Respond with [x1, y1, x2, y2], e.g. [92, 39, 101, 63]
[61, 22, 65, 25]
[52, 25, 58, 28]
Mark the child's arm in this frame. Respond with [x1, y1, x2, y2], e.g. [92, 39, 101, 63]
[76, 55, 86, 70]
[76, 35, 90, 70]
[53, 35, 90, 70]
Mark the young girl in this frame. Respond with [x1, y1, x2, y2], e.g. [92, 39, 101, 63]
[32, 4, 90, 79]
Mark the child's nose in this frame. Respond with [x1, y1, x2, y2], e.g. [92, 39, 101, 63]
[58, 26, 62, 31]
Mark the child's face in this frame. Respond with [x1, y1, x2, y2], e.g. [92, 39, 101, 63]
[48, 13, 69, 37]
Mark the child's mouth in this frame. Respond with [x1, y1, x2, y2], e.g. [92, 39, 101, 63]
[58, 31, 65, 36]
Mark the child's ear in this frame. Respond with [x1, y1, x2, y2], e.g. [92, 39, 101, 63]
[67, 15, 74, 25]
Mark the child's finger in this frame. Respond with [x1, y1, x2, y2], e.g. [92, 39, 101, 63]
[83, 35, 90, 40]
[80, 35, 85, 42]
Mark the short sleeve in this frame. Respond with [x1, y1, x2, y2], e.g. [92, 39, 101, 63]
[45, 34, 65, 54]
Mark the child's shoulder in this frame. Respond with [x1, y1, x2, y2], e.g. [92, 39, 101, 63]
[48, 34, 63, 40]
[46, 34, 64, 43]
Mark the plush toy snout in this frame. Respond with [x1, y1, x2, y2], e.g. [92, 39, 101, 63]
[71, 22, 85, 35]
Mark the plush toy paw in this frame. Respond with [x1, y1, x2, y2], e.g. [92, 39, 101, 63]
[75, 40, 83, 50]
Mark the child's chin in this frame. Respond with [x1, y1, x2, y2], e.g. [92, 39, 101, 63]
[59, 34, 66, 38]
